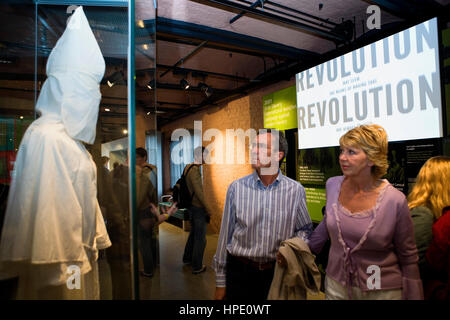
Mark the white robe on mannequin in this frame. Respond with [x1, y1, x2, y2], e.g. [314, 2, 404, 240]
[0, 6, 111, 299]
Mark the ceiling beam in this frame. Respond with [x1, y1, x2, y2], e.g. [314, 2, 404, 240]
[149, 106, 196, 114]
[155, 17, 319, 60]
[156, 34, 279, 58]
[159, 40, 208, 78]
[229, 0, 261, 24]
[230, 0, 338, 29]
[137, 65, 250, 82]
[149, 81, 233, 95]
[264, 1, 337, 26]
[158, 101, 192, 107]
[191, 0, 346, 42]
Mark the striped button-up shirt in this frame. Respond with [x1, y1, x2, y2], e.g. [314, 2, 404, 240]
[212, 170, 312, 287]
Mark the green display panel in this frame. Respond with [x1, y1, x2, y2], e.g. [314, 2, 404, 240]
[304, 187, 326, 223]
[263, 85, 297, 130]
[297, 146, 342, 223]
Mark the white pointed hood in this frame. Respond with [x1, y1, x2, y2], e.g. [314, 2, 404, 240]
[35, 6, 105, 144]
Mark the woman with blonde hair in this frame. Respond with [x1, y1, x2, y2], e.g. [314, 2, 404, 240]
[408, 156, 450, 279]
[308, 124, 423, 300]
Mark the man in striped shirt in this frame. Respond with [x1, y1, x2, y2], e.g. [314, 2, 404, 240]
[212, 129, 313, 300]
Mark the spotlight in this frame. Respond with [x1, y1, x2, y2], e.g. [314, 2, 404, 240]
[105, 71, 126, 87]
[180, 79, 190, 90]
[19, 116, 24, 119]
[198, 82, 213, 98]
[123, 129, 128, 135]
[104, 108, 111, 112]
[147, 79, 155, 90]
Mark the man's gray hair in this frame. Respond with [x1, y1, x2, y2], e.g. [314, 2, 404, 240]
[262, 129, 288, 167]
[194, 146, 206, 163]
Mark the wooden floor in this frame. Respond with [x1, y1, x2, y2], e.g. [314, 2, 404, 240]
[139, 222, 325, 300]
[139, 222, 218, 300]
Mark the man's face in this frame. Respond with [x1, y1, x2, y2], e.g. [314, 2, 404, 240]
[250, 133, 282, 174]
[136, 154, 145, 167]
[194, 149, 204, 164]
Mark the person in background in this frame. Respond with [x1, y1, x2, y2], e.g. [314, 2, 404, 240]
[408, 156, 450, 279]
[212, 129, 312, 300]
[135, 147, 158, 277]
[407, 156, 450, 300]
[182, 146, 211, 275]
[308, 124, 423, 300]
[101, 156, 110, 171]
[424, 205, 450, 300]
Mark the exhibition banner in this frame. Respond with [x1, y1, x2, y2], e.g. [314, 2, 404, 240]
[297, 147, 341, 222]
[405, 139, 441, 190]
[296, 18, 442, 149]
[263, 85, 297, 130]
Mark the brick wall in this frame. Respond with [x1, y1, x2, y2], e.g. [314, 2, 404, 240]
[160, 80, 295, 233]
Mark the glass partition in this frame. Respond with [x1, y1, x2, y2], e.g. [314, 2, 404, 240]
[0, 0, 154, 300]
[134, 0, 157, 300]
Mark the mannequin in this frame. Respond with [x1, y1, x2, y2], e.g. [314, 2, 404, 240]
[0, 7, 110, 299]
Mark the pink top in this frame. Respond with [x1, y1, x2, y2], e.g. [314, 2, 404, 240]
[308, 176, 423, 300]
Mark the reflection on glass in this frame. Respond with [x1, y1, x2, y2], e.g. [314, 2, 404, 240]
[0, 2, 134, 300]
[135, 0, 157, 300]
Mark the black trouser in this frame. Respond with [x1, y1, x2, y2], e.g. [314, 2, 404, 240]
[138, 225, 155, 274]
[225, 254, 275, 300]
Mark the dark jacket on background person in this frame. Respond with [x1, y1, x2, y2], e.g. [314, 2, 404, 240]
[184, 164, 208, 211]
[411, 206, 434, 277]
[137, 164, 157, 210]
[136, 164, 157, 231]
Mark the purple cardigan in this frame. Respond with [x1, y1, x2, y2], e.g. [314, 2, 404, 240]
[308, 176, 423, 300]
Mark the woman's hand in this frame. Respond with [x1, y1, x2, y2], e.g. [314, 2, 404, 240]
[161, 202, 178, 217]
[149, 202, 178, 223]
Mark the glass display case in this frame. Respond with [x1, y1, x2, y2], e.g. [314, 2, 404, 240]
[0, 0, 157, 300]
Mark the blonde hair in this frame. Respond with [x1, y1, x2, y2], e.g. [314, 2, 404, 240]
[339, 124, 389, 179]
[408, 156, 450, 220]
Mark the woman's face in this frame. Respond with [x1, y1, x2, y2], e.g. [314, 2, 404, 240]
[339, 145, 373, 178]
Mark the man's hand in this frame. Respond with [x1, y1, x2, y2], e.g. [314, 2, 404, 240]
[214, 287, 226, 300]
[276, 252, 287, 268]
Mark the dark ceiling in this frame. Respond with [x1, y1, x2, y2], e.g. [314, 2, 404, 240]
[0, 0, 449, 142]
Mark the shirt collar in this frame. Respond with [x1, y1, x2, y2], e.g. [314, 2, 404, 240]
[252, 169, 283, 188]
